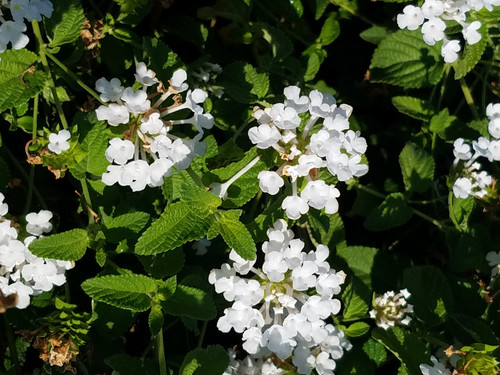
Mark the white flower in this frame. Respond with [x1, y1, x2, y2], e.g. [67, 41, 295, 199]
[48, 129, 71, 154]
[95, 103, 130, 126]
[0, 21, 29, 52]
[370, 289, 413, 329]
[270, 103, 301, 130]
[421, 0, 444, 18]
[453, 177, 472, 199]
[258, 171, 284, 195]
[282, 195, 309, 220]
[284, 86, 309, 113]
[421, 18, 446, 45]
[0, 193, 8, 217]
[420, 356, 451, 375]
[170, 69, 188, 92]
[141, 112, 164, 134]
[121, 87, 150, 114]
[105, 138, 135, 165]
[134, 62, 159, 86]
[486, 103, 500, 120]
[248, 124, 281, 149]
[488, 118, 500, 139]
[10, 0, 53, 22]
[95, 77, 124, 102]
[397, 5, 425, 30]
[192, 237, 211, 256]
[441, 38, 460, 63]
[462, 21, 482, 45]
[453, 138, 472, 160]
[25, 210, 53, 236]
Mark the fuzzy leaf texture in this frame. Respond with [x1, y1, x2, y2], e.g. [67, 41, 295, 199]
[180, 345, 229, 375]
[215, 210, 256, 260]
[45, 0, 85, 47]
[370, 29, 444, 88]
[135, 201, 216, 256]
[336, 246, 379, 288]
[403, 266, 455, 327]
[28, 229, 88, 261]
[81, 274, 157, 312]
[161, 284, 216, 320]
[218, 62, 269, 103]
[454, 24, 487, 79]
[391, 96, 435, 121]
[373, 326, 430, 375]
[73, 116, 110, 177]
[399, 142, 435, 193]
[0, 50, 47, 112]
[364, 193, 413, 231]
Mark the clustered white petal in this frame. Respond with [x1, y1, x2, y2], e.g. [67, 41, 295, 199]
[209, 219, 351, 375]
[397, 0, 498, 63]
[420, 355, 452, 375]
[248, 86, 368, 220]
[451, 103, 500, 199]
[0, 0, 53, 53]
[96, 62, 213, 191]
[0, 201, 73, 310]
[223, 349, 285, 375]
[369, 289, 413, 329]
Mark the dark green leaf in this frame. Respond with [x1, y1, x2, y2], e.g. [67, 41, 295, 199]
[180, 345, 229, 375]
[364, 193, 413, 231]
[399, 142, 435, 193]
[45, 0, 85, 47]
[29, 229, 88, 261]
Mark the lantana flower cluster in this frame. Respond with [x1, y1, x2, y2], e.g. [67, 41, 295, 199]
[0, 0, 53, 53]
[0, 194, 73, 309]
[248, 86, 368, 220]
[397, 0, 498, 62]
[224, 349, 285, 375]
[451, 103, 500, 199]
[96, 62, 213, 191]
[369, 289, 413, 329]
[209, 219, 351, 375]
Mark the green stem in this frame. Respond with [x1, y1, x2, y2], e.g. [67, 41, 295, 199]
[23, 93, 39, 214]
[448, 192, 461, 231]
[45, 51, 105, 105]
[186, 167, 206, 189]
[3, 314, 21, 375]
[452, 62, 480, 120]
[197, 321, 208, 349]
[79, 178, 95, 225]
[31, 20, 69, 129]
[4, 146, 47, 210]
[157, 328, 167, 375]
[353, 183, 444, 230]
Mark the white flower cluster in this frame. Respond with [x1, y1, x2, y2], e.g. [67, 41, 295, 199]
[420, 356, 452, 375]
[0, 0, 53, 53]
[209, 219, 351, 375]
[397, 0, 499, 63]
[369, 289, 413, 330]
[96, 62, 213, 191]
[451, 103, 500, 199]
[0, 194, 73, 309]
[224, 349, 285, 375]
[248, 86, 368, 220]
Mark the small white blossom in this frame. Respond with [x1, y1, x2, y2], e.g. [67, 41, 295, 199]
[26, 210, 53, 236]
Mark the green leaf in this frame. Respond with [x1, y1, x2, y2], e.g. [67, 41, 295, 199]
[73, 118, 110, 177]
[81, 273, 157, 312]
[45, 0, 85, 47]
[143, 37, 182, 83]
[215, 210, 256, 260]
[140, 248, 185, 279]
[373, 326, 430, 375]
[148, 304, 164, 336]
[307, 210, 345, 248]
[364, 193, 413, 231]
[429, 108, 457, 139]
[29, 229, 88, 261]
[336, 246, 379, 288]
[0, 49, 47, 112]
[318, 13, 340, 46]
[314, 0, 330, 19]
[391, 96, 435, 121]
[162, 284, 216, 320]
[399, 142, 435, 193]
[363, 339, 388, 367]
[370, 29, 444, 88]
[180, 345, 229, 375]
[342, 276, 371, 321]
[346, 322, 370, 337]
[135, 201, 216, 256]
[360, 26, 390, 45]
[218, 62, 269, 104]
[454, 24, 487, 79]
[403, 266, 455, 327]
[112, 0, 148, 13]
[102, 211, 150, 243]
[251, 22, 293, 60]
[303, 49, 326, 82]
